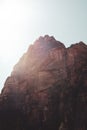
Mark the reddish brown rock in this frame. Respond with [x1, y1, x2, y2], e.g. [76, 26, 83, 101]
[0, 35, 87, 130]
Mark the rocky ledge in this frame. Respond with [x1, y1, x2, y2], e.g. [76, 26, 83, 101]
[0, 35, 87, 130]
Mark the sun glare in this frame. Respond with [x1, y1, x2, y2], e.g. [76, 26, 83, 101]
[0, 1, 28, 61]
[0, 1, 39, 61]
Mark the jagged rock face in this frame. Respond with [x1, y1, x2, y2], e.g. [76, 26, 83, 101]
[0, 35, 87, 130]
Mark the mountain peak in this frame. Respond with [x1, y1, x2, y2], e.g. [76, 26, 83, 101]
[33, 35, 65, 49]
[0, 36, 87, 130]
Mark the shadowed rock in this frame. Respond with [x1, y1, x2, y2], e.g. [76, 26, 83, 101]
[0, 35, 87, 130]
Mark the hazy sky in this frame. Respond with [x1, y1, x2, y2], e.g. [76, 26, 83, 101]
[0, 0, 87, 92]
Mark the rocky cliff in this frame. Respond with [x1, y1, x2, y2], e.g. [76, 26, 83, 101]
[0, 35, 87, 130]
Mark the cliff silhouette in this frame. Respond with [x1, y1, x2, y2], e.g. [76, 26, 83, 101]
[0, 35, 87, 130]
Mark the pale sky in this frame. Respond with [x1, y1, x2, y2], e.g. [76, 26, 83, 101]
[0, 0, 87, 92]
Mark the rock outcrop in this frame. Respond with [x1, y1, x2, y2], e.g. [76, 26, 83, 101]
[0, 35, 87, 130]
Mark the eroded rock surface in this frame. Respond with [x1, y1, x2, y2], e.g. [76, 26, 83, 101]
[0, 35, 87, 130]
